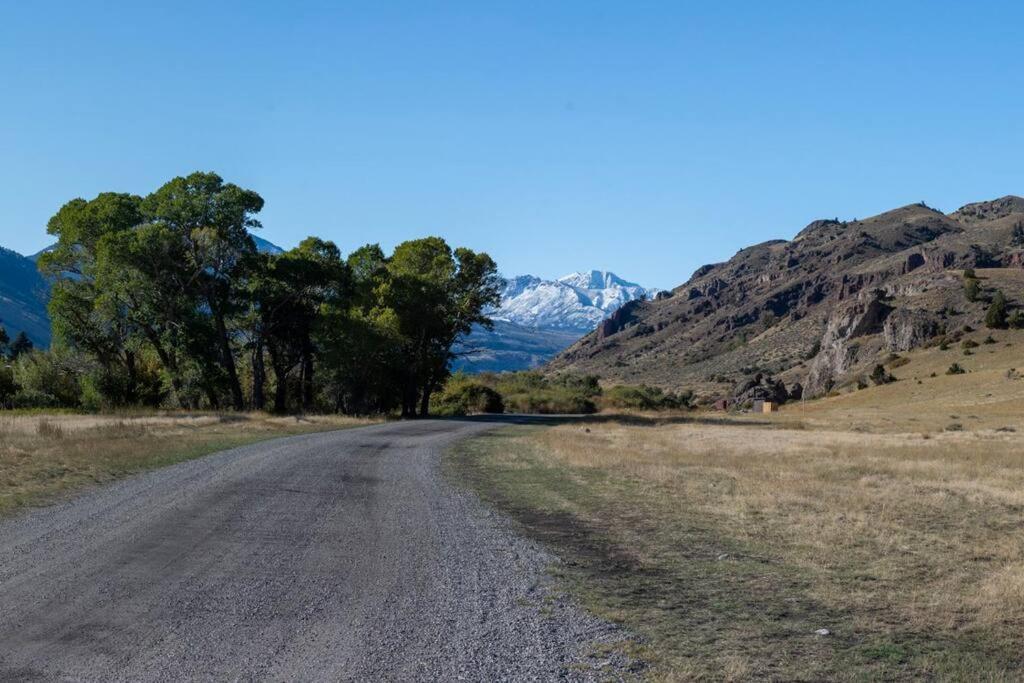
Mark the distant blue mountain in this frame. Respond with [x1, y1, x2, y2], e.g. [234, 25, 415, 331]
[251, 234, 285, 254]
[0, 247, 51, 347]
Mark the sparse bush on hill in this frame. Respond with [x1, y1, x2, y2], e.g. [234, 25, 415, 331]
[947, 362, 966, 375]
[870, 364, 894, 385]
[1009, 310, 1024, 329]
[985, 290, 1008, 329]
[964, 275, 981, 302]
[962, 339, 979, 350]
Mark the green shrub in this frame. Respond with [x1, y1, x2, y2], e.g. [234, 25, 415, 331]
[985, 291, 1008, 329]
[433, 376, 504, 416]
[12, 349, 82, 408]
[1009, 310, 1024, 329]
[961, 339, 979, 350]
[10, 388, 62, 409]
[440, 371, 601, 415]
[870, 364, 894, 385]
[602, 384, 692, 411]
[0, 366, 16, 408]
[946, 363, 966, 375]
[964, 277, 981, 302]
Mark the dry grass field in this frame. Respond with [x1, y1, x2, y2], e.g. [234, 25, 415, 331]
[0, 412, 375, 516]
[449, 332, 1024, 680]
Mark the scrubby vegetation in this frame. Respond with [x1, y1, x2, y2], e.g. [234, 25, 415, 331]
[466, 372, 602, 414]
[432, 374, 505, 416]
[601, 384, 692, 411]
[985, 290, 1009, 328]
[430, 371, 693, 416]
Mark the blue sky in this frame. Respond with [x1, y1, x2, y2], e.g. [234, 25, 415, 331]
[1, 1, 1022, 288]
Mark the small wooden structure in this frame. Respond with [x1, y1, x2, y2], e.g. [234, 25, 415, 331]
[752, 399, 775, 414]
[713, 398, 731, 411]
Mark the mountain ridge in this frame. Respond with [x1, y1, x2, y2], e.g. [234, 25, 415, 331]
[549, 195, 1024, 401]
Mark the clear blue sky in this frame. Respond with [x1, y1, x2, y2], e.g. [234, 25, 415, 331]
[2, 1, 1022, 288]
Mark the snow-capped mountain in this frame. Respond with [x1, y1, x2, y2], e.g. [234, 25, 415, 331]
[455, 270, 657, 373]
[492, 270, 658, 331]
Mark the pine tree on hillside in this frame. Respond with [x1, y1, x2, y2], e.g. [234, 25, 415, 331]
[985, 291, 1008, 329]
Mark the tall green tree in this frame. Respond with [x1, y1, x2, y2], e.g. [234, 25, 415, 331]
[41, 192, 151, 405]
[140, 172, 264, 410]
[383, 237, 500, 416]
[317, 244, 404, 414]
[250, 238, 349, 412]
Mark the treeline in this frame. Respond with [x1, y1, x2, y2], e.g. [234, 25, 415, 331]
[1, 172, 500, 415]
[433, 371, 693, 415]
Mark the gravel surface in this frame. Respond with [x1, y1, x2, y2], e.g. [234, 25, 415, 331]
[0, 417, 629, 681]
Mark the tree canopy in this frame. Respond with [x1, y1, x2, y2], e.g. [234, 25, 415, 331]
[28, 173, 499, 415]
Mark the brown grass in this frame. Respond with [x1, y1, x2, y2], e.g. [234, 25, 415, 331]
[450, 353, 1024, 679]
[0, 412, 375, 516]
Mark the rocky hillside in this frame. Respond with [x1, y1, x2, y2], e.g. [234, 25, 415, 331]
[549, 196, 1024, 400]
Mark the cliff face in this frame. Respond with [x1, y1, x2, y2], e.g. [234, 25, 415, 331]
[548, 197, 1024, 398]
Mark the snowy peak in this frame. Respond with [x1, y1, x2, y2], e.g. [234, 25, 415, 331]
[492, 270, 658, 331]
[557, 270, 637, 290]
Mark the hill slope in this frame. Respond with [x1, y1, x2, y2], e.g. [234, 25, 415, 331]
[0, 247, 50, 347]
[550, 196, 1024, 399]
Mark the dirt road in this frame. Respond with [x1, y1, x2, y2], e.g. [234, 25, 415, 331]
[0, 418, 622, 681]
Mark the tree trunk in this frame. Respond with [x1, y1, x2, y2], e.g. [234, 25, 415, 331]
[211, 304, 244, 411]
[124, 350, 137, 405]
[143, 327, 188, 409]
[300, 348, 314, 413]
[419, 385, 432, 417]
[204, 384, 220, 410]
[401, 381, 417, 418]
[251, 338, 266, 411]
[273, 374, 287, 414]
[267, 345, 290, 414]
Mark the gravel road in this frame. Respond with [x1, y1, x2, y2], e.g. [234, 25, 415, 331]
[0, 417, 627, 682]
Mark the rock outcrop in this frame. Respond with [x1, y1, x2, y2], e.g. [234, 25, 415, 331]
[883, 308, 941, 352]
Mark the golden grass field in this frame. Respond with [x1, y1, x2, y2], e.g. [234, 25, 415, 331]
[0, 412, 374, 516]
[450, 330, 1024, 680]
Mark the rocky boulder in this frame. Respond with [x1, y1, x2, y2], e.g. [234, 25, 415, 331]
[733, 373, 790, 405]
[883, 308, 941, 352]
